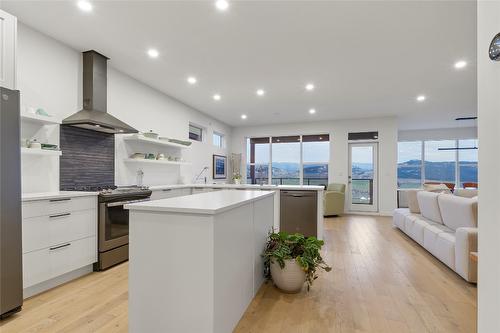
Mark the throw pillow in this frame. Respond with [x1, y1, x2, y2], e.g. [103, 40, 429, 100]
[406, 190, 421, 214]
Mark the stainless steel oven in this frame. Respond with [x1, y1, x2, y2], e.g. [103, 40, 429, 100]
[94, 189, 151, 271]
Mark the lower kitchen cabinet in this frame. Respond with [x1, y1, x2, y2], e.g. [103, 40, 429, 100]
[23, 236, 96, 288]
[21, 195, 98, 292]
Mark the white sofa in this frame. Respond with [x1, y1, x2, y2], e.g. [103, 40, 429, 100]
[393, 191, 477, 282]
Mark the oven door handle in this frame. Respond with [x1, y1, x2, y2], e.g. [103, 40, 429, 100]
[106, 198, 151, 207]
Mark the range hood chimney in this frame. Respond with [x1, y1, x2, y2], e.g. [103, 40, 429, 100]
[62, 50, 137, 134]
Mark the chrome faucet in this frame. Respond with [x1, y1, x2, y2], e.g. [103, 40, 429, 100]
[194, 166, 209, 184]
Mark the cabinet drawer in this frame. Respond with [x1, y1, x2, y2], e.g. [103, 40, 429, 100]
[49, 236, 96, 280]
[151, 188, 191, 200]
[23, 236, 97, 288]
[23, 209, 97, 254]
[23, 247, 51, 288]
[22, 196, 96, 219]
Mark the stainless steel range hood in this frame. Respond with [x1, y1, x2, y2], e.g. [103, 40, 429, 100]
[63, 50, 137, 134]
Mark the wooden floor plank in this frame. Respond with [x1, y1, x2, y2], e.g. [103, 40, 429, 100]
[0, 215, 477, 333]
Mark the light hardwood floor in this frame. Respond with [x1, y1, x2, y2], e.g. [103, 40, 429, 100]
[0, 215, 477, 333]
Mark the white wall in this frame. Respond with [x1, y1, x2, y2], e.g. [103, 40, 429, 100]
[231, 116, 398, 215]
[398, 126, 477, 141]
[477, 1, 500, 332]
[17, 23, 231, 193]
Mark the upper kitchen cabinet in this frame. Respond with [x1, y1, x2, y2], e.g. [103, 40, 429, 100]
[0, 10, 17, 90]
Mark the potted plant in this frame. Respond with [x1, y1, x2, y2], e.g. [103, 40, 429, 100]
[263, 232, 331, 293]
[233, 172, 242, 184]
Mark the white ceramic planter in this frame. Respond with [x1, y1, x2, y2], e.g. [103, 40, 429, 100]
[270, 258, 306, 293]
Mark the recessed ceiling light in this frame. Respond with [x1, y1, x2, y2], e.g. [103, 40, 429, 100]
[309, 108, 316, 114]
[213, 94, 221, 101]
[77, 0, 93, 12]
[215, 0, 229, 11]
[147, 49, 159, 58]
[416, 95, 426, 102]
[241, 114, 247, 119]
[187, 76, 197, 84]
[454, 60, 467, 69]
[305, 83, 315, 91]
[256, 89, 265, 96]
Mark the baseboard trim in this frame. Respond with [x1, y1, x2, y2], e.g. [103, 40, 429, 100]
[23, 265, 94, 299]
[344, 211, 394, 217]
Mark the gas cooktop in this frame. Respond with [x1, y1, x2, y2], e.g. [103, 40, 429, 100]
[63, 185, 152, 199]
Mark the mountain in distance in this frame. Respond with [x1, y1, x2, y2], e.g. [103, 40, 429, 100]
[398, 159, 477, 183]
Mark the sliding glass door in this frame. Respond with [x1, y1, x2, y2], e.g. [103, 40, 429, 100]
[348, 143, 378, 212]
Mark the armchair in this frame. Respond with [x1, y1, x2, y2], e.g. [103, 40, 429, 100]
[324, 183, 346, 216]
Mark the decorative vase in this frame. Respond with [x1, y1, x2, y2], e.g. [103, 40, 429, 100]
[234, 179, 241, 185]
[270, 259, 306, 293]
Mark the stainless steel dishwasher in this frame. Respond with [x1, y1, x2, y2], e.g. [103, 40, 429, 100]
[280, 190, 317, 237]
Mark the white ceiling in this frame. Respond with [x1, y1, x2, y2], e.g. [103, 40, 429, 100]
[2, 0, 477, 130]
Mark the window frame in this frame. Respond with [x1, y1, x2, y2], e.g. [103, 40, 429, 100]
[213, 131, 224, 148]
[246, 134, 329, 186]
[397, 138, 478, 189]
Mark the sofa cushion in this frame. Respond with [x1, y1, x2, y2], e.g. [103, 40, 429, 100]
[423, 183, 452, 194]
[423, 222, 453, 255]
[434, 232, 456, 269]
[393, 208, 411, 230]
[454, 188, 478, 198]
[406, 190, 421, 214]
[417, 191, 443, 224]
[438, 194, 478, 231]
[408, 218, 427, 246]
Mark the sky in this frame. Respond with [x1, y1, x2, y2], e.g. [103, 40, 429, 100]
[398, 139, 478, 163]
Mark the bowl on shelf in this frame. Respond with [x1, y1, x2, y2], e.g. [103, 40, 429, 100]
[131, 153, 146, 159]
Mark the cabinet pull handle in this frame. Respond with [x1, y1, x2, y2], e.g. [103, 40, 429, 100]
[49, 198, 71, 202]
[49, 243, 71, 251]
[162, 189, 172, 192]
[49, 213, 71, 218]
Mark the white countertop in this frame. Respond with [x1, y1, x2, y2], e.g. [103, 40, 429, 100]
[125, 189, 275, 215]
[148, 183, 324, 191]
[22, 191, 99, 202]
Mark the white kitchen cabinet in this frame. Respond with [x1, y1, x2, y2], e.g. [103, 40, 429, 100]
[150, 187, 192, 200]
[21, 195, 97, 290]
[22, 209, 96, 254]
[0, 9, 17, 90]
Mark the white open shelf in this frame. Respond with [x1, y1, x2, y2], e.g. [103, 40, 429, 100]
[124, 158, 190, 166]
[21, 147, 62, 156]
[21, 113, 61, 125]
[123, 135, 191, 149]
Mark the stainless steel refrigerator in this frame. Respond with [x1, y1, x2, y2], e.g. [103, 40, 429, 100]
[0, 87, 22, 318]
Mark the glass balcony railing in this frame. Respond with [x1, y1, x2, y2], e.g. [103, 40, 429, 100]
[351, 179, 373, 205]
[246, 177, 328, 187]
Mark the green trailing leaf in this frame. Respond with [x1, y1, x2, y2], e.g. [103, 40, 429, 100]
[262, 231, 332, 290]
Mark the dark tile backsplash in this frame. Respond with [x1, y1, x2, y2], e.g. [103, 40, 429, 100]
[60, 126, 115, 190]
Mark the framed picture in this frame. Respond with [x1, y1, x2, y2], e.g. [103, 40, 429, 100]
[213, 154, 227, 179]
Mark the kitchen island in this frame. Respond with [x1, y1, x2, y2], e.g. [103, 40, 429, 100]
[125, 190, 275, 333]
[147, 183, 325, 239]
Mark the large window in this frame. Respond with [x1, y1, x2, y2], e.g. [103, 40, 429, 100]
[246, 134, 329, 186]
[246, 137, 270, 185]
[271, 136, 300, 185]
[458, 139, 478, 187]
[397, 141, 422, 189]
[303, 135, 329, 186]
[424, 140, 456, 183]
[397, 139, 478, 189]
